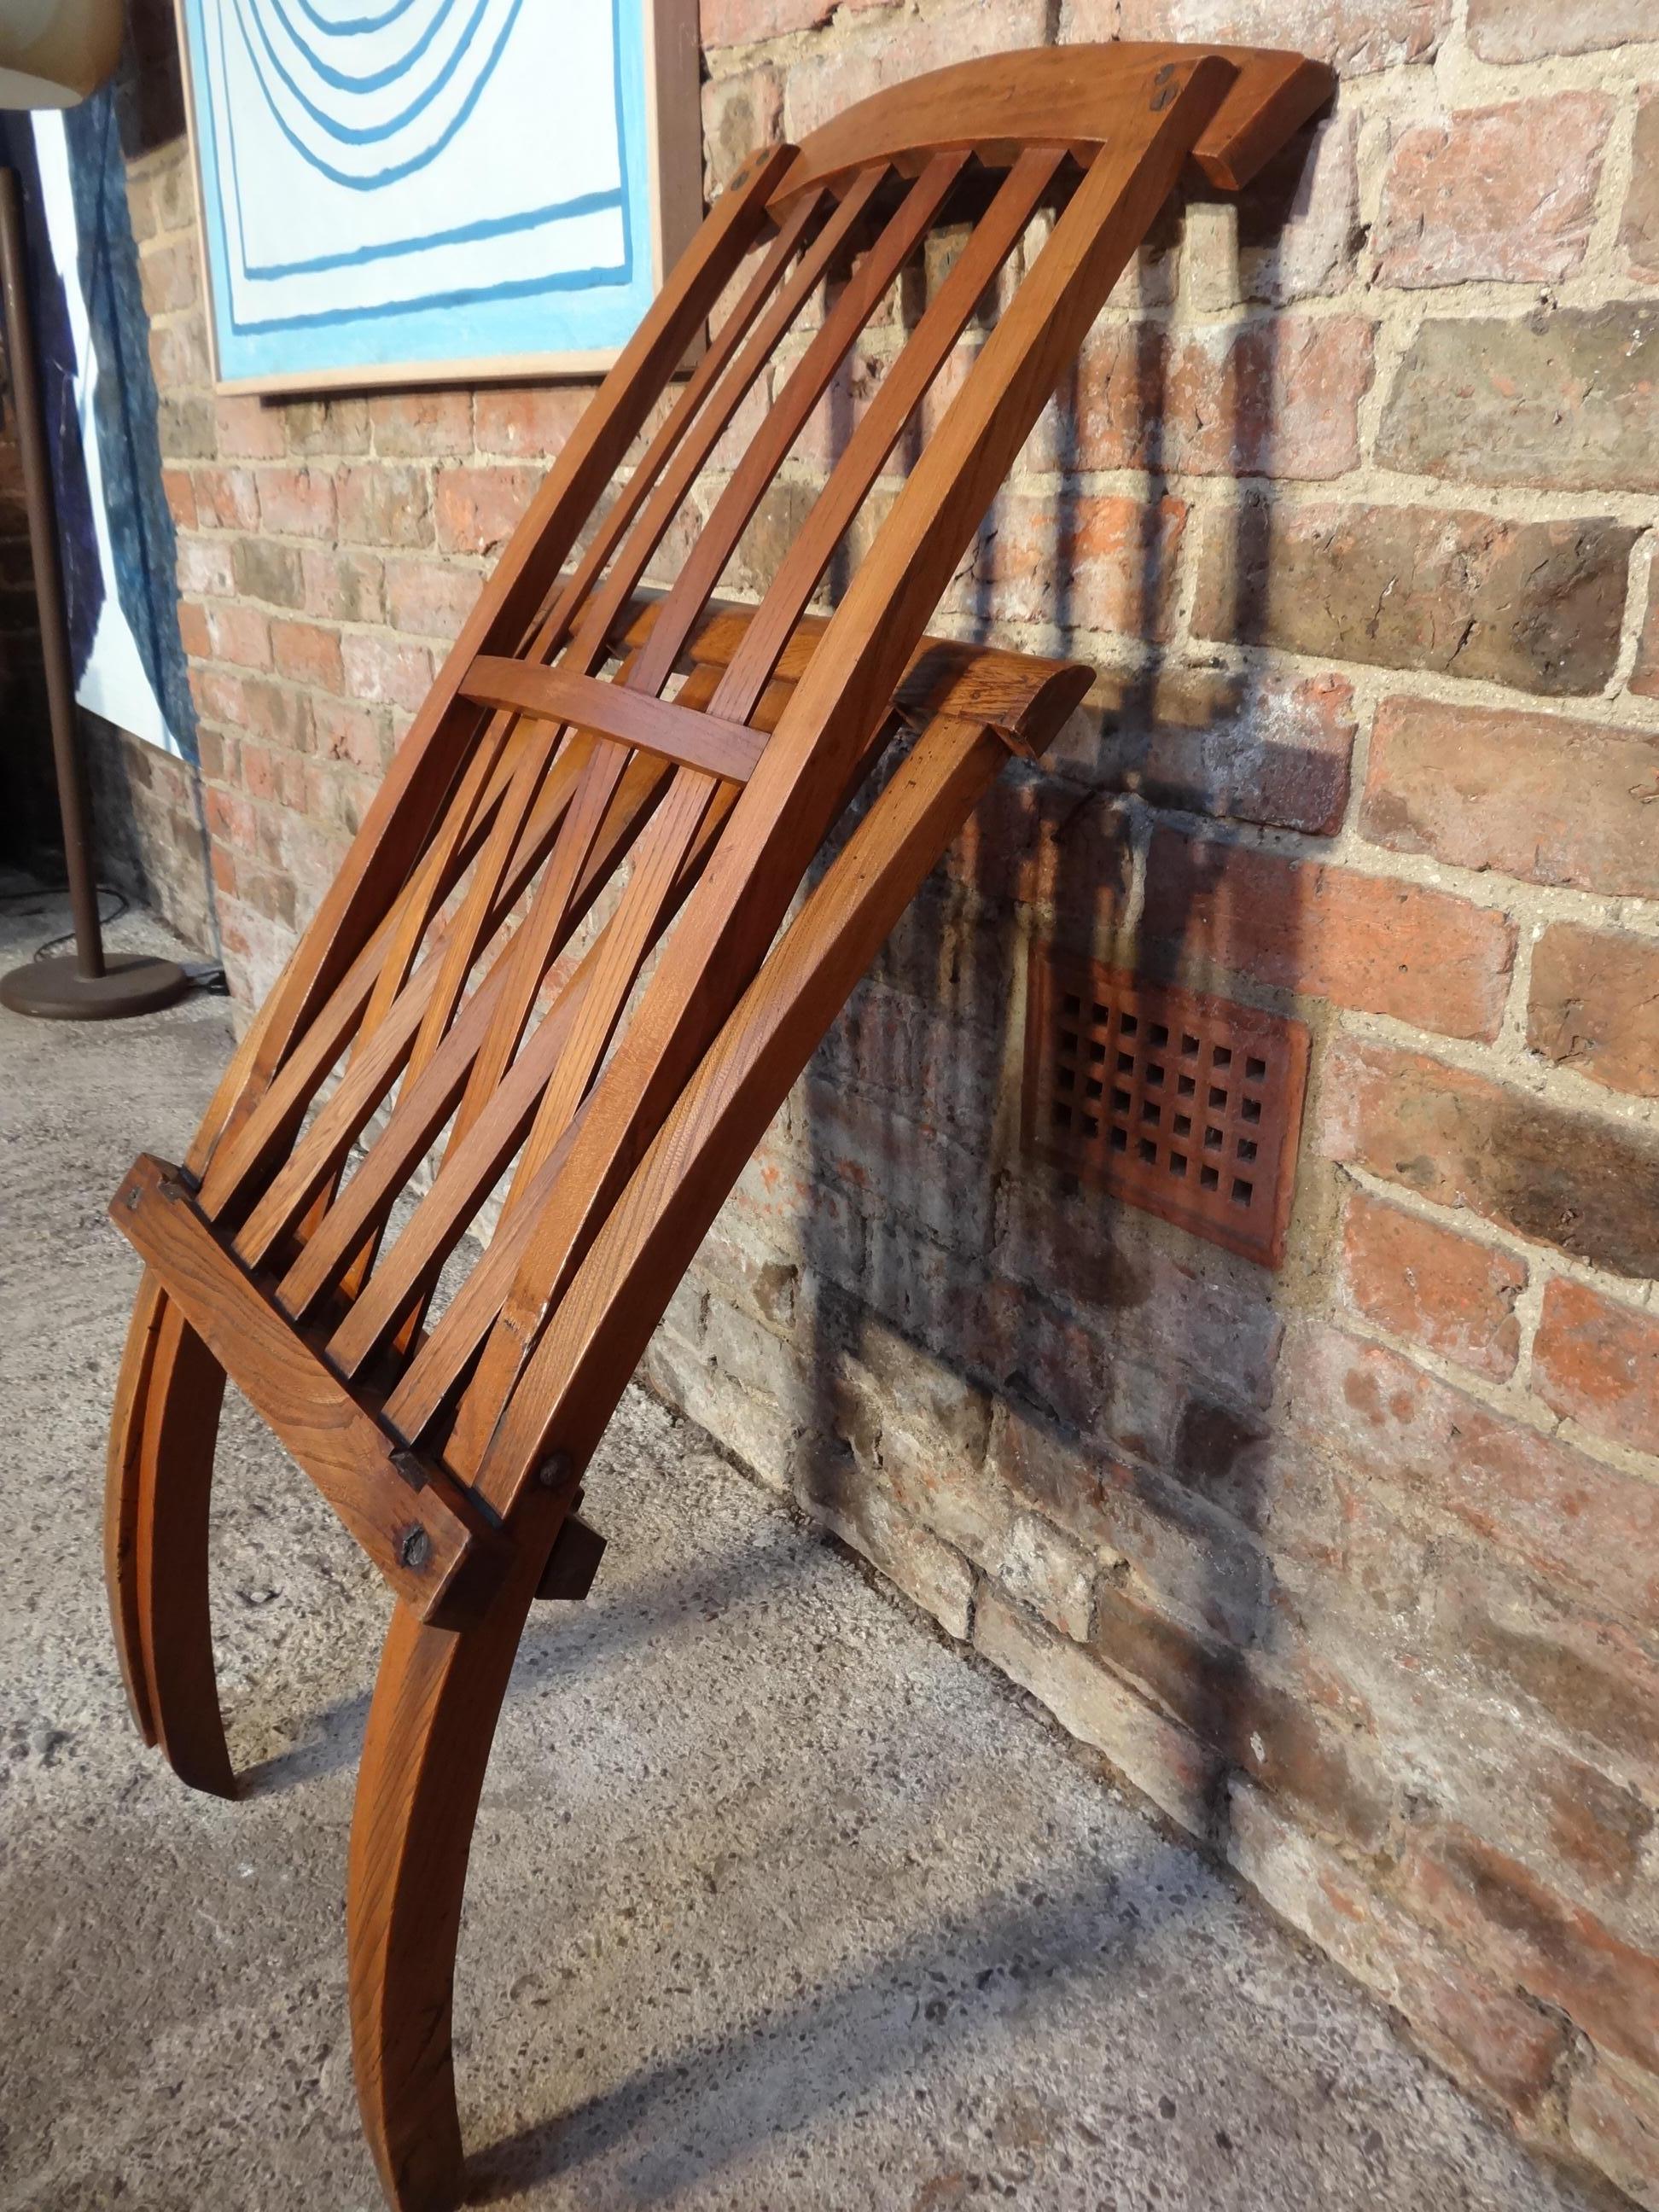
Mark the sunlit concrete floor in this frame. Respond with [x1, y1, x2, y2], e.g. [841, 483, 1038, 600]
[0, 889, 1608, 2212]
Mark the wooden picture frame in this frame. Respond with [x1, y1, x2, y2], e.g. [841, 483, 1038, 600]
[173, 0, 702, 397]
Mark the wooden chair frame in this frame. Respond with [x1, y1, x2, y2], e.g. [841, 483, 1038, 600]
[103, 44, 1330, 2210]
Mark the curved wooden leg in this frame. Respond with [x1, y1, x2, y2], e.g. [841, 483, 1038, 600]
[107, 1282, 235, 1798]
[348, 1543, 544, 2212]
[105, 1271, 167, 1746]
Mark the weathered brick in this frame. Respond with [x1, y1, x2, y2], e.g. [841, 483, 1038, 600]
[191, 466, 259, 532]
[1092, 1581, 1388, 1843]
[175, 535, 236, 598]
[230, 536, 303, 612]
[1402, 1825, 1659, 2075]
[1431, 1556, 1659, 1777]
[725, 1143, 866, 1290]
[1237, 112, 1361, 304]
[1113, 0, 1447, 73]
[1623, 89, 1659, 286]
[1374, 97, 1610, 288]
[189, 664, 247, 730]
[174, 599, 208, 660]
[971, 1281, 1130, 1441]
[1364, 696, 1659, 899]
[994, 1512, 1096, 1640]
[137, 236, 198, 317]
[946, 489, 1187, 642]
[703, 63, 783, 194]
[785, 4, 1049, 142]
[1192, 502, 1634, 697]
[1534, 1279, 1659, 1462]
[1637, 567, 1659, 701]
[701, 0, 827, 44]
[341, 632, 434, 713]
[992, 1403, 1271, 1647]
[433, 463, 540, 556]
[270, 617, 344, 694]
[1058, 316, 1372, 480]
[1528, 924, 1659, 1102]
[792, 1078, 991, 1251]
[383, 555, 480, 642]
[311, 695, 393, 777]
[213, 393, 284, 460]
[148, 312, 210, 390]
[368, 390, 472, 458]
[1326, 1036, 1659, 1282]
[1225, 1780, 1569, 2112]
[473, 387, 587, 459]
[239, 674, 313, 753]
[203, 602, 271, 672]
[255, 466, 335, 539]
[1140, 829, 1515, 1040]
[338, 462, 433, 549]
[1341, 1190, 1524, 1381]
[205, 783, 257, 853]
[1569, 2046, 1659, 2212]
[300, 547, 382, 626]
[282, 397, 370, 458]
[795, 1442, 976, 1639]
[1378, 307, 1659, 493]
[1284, 1318, 1659, 1622]
[975, 1586, 1217, 1835]
[641, 1326, 796, 1492]
[148, 149, 195, 236]
[1467, 0, 1653, 60]
[994, 1174, 1285, 1407]
[161, 468, 196, 530]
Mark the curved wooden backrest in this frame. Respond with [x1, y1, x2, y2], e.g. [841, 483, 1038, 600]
[135, 41, 1332, 1611]
[770, 41, 1335, 207]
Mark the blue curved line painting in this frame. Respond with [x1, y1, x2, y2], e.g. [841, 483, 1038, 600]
[178, 0, 697, 389]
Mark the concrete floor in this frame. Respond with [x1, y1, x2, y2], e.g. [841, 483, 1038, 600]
[0, 889, 1605, 2212]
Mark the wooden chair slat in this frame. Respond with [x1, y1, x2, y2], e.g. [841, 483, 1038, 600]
[460, 659, 766, 783]
[560, 166, 890, 704]
[224, 153, 794, 1135]
[529, 189, 826, 661]
[713, 143, 1063, 724]
[246, 740, 671, 1279]
[475, 709, 1016, 1513]
[325, 772, 742, 1380]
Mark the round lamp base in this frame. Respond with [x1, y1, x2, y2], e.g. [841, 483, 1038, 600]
[0, 952, 190, 1021]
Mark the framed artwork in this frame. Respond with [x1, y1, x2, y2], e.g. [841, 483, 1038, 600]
[173, 0, 701, 395]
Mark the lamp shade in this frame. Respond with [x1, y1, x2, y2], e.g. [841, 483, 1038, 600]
[0, 0, 123, 109]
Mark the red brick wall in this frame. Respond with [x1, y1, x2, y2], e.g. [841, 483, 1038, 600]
[122, 6, 1658, 2200]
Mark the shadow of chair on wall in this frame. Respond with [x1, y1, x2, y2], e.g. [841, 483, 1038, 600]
[789, 155, 1318, 1870]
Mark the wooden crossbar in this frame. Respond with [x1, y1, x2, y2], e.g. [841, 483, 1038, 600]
[459, 659, 767, 783]
[110, 1156, 504, 1625]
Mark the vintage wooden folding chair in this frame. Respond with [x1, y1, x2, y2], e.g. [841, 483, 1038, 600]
[104, 44, 1330, 2209]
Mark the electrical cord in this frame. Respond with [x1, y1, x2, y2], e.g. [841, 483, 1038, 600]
[30, 887, 129, 958]
[0, 877, 228, 993]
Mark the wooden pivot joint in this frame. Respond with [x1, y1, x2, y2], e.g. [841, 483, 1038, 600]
[101, 42, 1330, 2211]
